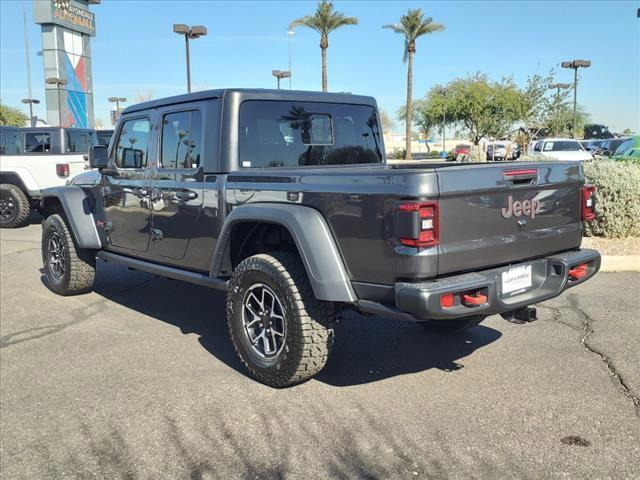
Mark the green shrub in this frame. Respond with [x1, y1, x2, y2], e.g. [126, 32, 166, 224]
[583, 160, 640, 238]
[393, 148, 406, 159]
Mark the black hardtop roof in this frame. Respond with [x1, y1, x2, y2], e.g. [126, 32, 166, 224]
[19, 127, 95, 133]
[122, 88, 377, 114]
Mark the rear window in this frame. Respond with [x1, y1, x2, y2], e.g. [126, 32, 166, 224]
[239, 100, 383, 168]
[66, 130, 95, 153]
[96, 131, 113, 146]
[544, 141, 582, 152]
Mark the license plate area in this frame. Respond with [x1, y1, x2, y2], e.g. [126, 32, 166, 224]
[501, 264, 533, 296]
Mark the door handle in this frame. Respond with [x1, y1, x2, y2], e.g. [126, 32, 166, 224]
[174, 190, 197, 201]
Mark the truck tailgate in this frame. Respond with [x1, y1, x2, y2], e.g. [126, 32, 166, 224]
[435, 162, 583, 276]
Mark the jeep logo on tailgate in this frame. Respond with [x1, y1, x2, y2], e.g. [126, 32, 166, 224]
[501, 196, 540, 219]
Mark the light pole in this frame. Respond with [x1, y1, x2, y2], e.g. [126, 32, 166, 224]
[46, 77, 67, 127]
[288, 30, 294, 90]
[272, 70, 291, 90]
[549, 83, 571, 136]
[436, 88, 446, 155]
[108, 97, 127, 125]
[21, 98, 40, 127]
[23, 7, 35, 126]
[561, 59, 591, 138]
[173, 24, 207, 93]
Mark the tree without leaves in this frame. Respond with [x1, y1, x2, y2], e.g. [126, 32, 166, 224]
[289, 1, 357, 92]
[134, 89, 154, 103]
[0, 102, 29, 127]
[384, 9, 444, 160]
[378, 109, 395, 134]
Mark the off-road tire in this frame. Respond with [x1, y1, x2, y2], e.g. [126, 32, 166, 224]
[227, 251, 335, 387]
[42, 214, 96, 296]
[419, 315, 485, 333]
[0, 184, 31, 228]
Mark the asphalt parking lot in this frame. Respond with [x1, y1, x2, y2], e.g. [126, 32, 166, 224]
[1, 222, 639, 479]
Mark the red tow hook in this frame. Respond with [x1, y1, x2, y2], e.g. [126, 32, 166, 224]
[568, 263, 589, 280]
[461, 292, 487, 307]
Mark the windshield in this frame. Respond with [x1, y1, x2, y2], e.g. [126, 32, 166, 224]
[613, 138, 634, 155]
[544, 141, 582, 152]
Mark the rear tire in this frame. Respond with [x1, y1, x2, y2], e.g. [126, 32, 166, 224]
[42, 214, 96, 296]
[0, 184, 31, 228]
[226, 251, 335, 387]
[419, 315, 485, 333]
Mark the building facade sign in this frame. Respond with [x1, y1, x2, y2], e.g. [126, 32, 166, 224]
[34, 0, 96, 36]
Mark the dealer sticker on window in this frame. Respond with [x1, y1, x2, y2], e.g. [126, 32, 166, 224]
[501, 265, 532, 295]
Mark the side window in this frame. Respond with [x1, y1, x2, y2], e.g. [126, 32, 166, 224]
[0, 130, 24, 155]
[25, 132, 51, 153]
[160, 110, 202, 168]
[66, 131, 92, 153]
[533, 141, 542, 152]
[114, 117, 150, 169]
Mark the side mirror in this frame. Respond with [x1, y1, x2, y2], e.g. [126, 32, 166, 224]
[89, 145, 109, 169]
[602, 150, 611, 157]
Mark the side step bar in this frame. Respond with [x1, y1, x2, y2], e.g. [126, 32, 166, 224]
[96, 251, 228, 291]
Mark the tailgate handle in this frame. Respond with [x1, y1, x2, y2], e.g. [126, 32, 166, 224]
[504, 168, 537, 186]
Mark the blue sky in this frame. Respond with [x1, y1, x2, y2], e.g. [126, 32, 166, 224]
[1, 0, 638, 132]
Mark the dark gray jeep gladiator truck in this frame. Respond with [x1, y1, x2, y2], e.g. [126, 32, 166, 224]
[39, 89, 600, 387]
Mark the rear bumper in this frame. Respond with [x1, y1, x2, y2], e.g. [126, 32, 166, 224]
[358, 249, 600, 322]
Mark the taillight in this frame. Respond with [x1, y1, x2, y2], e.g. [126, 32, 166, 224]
[56, 163, 70, 177]
[397, 201, 438, 248]
[582, 184, 596, 221]
[569, 263, 589, 280]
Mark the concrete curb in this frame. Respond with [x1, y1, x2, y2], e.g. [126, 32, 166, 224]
[600, 256, 640, 273]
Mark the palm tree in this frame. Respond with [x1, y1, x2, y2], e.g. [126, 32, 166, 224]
[289, 1, 357, 92]
[384, 10, 444, 160]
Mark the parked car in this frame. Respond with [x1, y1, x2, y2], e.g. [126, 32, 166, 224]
[453, 144, 471, 158]
[39, 88, 600, 387]
[599, 137, 631, 157]
[583, 124, 613, 140]
[583, 139, 605, 153]
[530, 138, 593, 161]
[611, 135, 640, 161]
[486, 142, 508, 161]
[96, 129, 114, 147]
[486, 141, 518, 161]
[0, 126, 95, 228]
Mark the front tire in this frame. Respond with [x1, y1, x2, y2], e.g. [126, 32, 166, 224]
[419, 315, 485, 333]
[0, 184, 31, 228]
[42, 214, 96, 296]
[226, 251, 335, 387]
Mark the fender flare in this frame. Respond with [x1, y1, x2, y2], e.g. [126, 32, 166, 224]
[211, 203, 357, 303]
[40, 186, 102, 249]
[0, 168, 38, 195]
